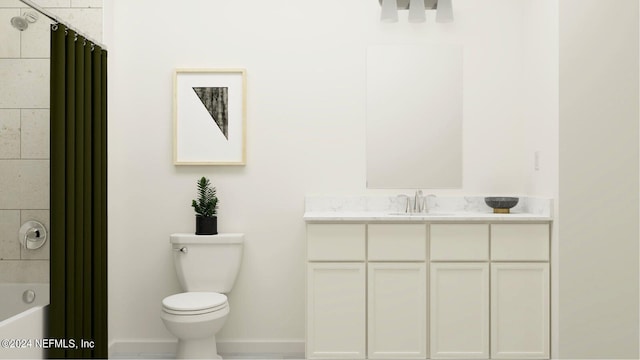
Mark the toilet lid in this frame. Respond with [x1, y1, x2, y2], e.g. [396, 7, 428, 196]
[162, 292, 228, 312]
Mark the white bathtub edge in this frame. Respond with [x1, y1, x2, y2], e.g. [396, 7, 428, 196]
[0, 304, 48, 360]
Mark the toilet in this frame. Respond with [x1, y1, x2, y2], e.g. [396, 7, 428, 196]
[161, 233, 244, 359]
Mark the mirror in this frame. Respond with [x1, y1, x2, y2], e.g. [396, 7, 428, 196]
[366, 44, 463, 189]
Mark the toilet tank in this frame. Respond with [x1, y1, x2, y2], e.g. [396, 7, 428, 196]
[170, 233, 244, 293]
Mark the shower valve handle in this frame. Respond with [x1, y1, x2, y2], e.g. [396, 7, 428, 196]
[19, 221, 47, 251]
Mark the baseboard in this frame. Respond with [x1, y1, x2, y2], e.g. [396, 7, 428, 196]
[108, 339, 177, 358]
[108, 338, 305, 359]
[218, 339, 305, 355]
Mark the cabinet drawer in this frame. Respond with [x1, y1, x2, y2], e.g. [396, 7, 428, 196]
[430, 224, 489, 261]
[491, 224, 549, 261]
[368, 224, 426, 261]
[307, 224, 365, 261]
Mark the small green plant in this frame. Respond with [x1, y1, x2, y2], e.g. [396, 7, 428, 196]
[191, 176, 218, 217]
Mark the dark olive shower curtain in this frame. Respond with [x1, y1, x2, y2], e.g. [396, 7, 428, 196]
[49, 24, 107, 359]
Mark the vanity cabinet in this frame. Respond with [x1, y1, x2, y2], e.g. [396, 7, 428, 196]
[307, 262, 366, 359]
[306, 222, 550, 360]
[367, 224, 427, 359]
[307, 224, 366, 359]
[307, 224, 365, 261]
[490, 263, 549, 359]
[368, 262, 427, 359]
[490, 224, 550, 360]
[430, 263, 489, 359]
[430, 224, 489, 359]
[368, 224, 426, 261]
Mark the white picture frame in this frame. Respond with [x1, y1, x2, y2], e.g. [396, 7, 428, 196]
[173, 68, 246, 165]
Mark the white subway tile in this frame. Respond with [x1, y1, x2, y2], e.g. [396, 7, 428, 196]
[49, 8, 102, 42]
[36, 0, 71, 8]
[0, 160, 49, 209]
[0, 210, 20, 260]
[0, 9, 20, 57]
[21, 109, 49, 159]
[71, 0, 101, 8]
[20, 10, 52, 58]
[17, 160, 49, 209]
[0, 109, 21, 159]
[0, 59, 50, 108]
[0, 1, 23, 8]
[20, 209, 49, 260]
[0, 259, 49, 282]
[0, 160, 21, 208]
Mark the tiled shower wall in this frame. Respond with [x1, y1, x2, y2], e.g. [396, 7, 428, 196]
[0, 0, 102, 283]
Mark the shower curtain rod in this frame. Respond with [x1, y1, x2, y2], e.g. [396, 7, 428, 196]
[19, 0, 107, 50]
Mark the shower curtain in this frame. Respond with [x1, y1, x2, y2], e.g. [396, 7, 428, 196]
[49, 24, 107, 359]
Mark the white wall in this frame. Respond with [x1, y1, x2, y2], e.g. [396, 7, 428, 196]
[559, 0, 639, 358]
[105, 0, 550, 349]
[521, 1, 559, 356]
[522, 0, 558, 198]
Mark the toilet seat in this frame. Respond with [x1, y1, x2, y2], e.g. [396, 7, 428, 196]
[162, 292, 228, 315]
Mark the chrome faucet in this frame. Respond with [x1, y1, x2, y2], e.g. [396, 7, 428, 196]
[397, 194, 411, 213]
[414, 190, 423, 213]
[398, 191, 434, 214]
[415, 191, 437, 213]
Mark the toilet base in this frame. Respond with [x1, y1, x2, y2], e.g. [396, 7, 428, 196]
[161, 298, 230, 359]
[176, 335, 221, 359]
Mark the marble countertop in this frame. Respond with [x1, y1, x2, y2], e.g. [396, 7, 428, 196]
[303, 195, 553, 222]
[303, 211, 552, 222]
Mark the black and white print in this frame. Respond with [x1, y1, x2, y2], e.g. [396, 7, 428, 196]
[193, 87, 229, 139]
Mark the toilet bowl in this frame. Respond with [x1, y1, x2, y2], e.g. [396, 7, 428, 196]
[161, 233, 244, 359]
[161, 292, 230, 359]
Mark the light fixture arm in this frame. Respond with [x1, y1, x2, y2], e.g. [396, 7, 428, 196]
[377, 0, 453, 23]
[377, 0, 438, 11]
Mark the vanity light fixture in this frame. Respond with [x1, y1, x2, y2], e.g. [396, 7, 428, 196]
[378, 0, 454, 23]
[408, 0, 426, 23]
[435, 0, 454, 23]
[380, 0, 399, 23]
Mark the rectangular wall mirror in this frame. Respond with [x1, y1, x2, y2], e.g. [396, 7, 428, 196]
[366, 44, 463, 189]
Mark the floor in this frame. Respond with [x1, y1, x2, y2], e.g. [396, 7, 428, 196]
[110, 352, 306, 359]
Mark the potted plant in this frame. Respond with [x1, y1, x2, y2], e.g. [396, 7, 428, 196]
[191, 176, 218, 235]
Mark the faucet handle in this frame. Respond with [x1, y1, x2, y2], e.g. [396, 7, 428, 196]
[397, 194, 411, 213]
[423, 194, 436, 213]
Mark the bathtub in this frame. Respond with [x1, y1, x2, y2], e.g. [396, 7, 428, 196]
[0, 283, 49, 359]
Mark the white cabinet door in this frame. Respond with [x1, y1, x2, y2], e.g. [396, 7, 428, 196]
[307, 263, 366, 359]
[491, 263, 550, 359]
[430, 263, 489, 359]
[368, 263, 427, 359]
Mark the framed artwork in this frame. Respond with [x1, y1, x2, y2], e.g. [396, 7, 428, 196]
[173, 68, 246, 165]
